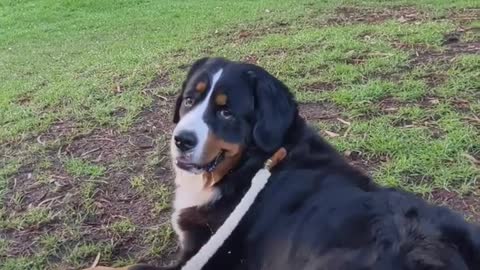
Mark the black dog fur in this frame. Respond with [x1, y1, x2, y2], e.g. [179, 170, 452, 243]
[146, 58, 480, 270]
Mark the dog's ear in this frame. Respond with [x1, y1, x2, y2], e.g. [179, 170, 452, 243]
[246, 68, 297, 153]
[173, 91, 184, 124]
[173, 57, 211, 123]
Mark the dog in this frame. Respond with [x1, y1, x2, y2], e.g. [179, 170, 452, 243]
[88, 57, 480, 270]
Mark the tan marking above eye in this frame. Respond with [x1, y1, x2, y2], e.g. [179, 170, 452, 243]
[215, 94, 227, 106]
[195, 81, 207, 93]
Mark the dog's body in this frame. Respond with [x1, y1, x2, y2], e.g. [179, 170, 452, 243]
[166, 58, 480, 270]
[91, 58, 480, 270]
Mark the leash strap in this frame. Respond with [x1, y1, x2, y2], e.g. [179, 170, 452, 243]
[182, 148, 287, 270]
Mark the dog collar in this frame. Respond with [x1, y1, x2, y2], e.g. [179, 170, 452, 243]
[182, 148, 287, 270]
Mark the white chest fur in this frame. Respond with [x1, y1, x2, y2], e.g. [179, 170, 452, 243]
[173, 168, 220, 210]
[171, 167, 221, 245]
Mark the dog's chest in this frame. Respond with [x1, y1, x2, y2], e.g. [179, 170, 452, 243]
[173, 169, 220, 210]
[172, 169, 221, 243]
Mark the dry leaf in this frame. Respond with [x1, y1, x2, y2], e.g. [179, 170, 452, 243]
[398, 16, 408, 23]
[428, 98, 440, 105]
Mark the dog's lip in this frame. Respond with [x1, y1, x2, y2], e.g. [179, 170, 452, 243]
[176, 151, 225, 173]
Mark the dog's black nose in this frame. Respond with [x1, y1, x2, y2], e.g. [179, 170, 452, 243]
[174, 131, 197, 152]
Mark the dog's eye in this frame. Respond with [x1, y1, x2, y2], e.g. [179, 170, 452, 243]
[184, 98, 194, 108]
[218, 109, 233, 120]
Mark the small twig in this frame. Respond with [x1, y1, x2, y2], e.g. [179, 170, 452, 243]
[462, 153, 480, 166]
[93, 152, 104, 162]
[90, 137, 115, 142]
[343, 126, 352, 138]
[81, 147, 101, 157]
[38, 195, 64, 207]
[37, 135, 45, 146]
[336, 118, 351, 126]
[57, 145, 64, 159]
[85, 179, 108, 184]
[154, 93, 168, 101]
[90, 252, 101, 268]
[324, 130, 340, 138]
[463, 115, 480, 125]
[51, 174, 69, 180]
[127, 135, 135, 147]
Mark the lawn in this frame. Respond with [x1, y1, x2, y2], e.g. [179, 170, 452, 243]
[1, 0, 479, 269]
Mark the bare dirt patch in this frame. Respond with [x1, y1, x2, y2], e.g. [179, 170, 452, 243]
[221, 20, 292, 44]
[402, 38, 480, 67]
[145, 72, 172, 91]
[327, 6, 428, 25]
[242, 54, 259, 65]
[378, 96, 440, 114]
[2, 76, 178, 267]
[298, 102, 343, 121]
[299, 102, 384, 175]
[429, 189, 480, 223]
[343, 150, 387, 177]
[391, 23, 479, 71]
[448, 8, 480, 24]
[303, 81, 337, 92]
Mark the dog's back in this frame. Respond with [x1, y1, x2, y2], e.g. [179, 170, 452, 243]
[166, 57, 480, 270]
[242, 181, 479, 270]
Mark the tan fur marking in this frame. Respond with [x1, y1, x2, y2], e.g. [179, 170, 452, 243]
[201, 132, 243, 188]
[215, 93, 227, 106]
[196, 81, 207, 93]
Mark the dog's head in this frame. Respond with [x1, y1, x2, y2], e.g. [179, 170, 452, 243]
[171, 57, 296, 183]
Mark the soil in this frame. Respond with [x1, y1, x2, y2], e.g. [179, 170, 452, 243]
[2, 75, 178, 267]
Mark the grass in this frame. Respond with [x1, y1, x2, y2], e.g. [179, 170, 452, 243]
[64, 158, 105, 178]
[1, 0, 479, 269]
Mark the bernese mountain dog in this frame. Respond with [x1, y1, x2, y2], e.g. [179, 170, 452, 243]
[90, 57, 480, 270]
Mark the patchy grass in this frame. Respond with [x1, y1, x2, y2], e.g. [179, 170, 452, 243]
[1, 0, 479, 269]
[64, 158, 105, 178]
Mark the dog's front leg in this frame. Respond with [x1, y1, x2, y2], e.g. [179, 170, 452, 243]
[169, 225, 212, 269]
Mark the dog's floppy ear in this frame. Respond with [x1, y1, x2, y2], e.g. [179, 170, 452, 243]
[173, 91, 183, 124]
[173, 57, 211, 123]
[246, 68, 297, 153]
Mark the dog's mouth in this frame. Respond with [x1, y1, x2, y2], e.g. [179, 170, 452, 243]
[176, 151, 226, 174]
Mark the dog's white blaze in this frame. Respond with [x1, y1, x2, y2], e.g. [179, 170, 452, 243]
[171, 69, 223, 247]
[173, 69, 223, 163]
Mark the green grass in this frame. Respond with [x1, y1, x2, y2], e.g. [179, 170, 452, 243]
[1, 0, 479, 269]
[0, 207, 53, 231]
[109, 219, 136, 237]
[64, 158, 105, 178]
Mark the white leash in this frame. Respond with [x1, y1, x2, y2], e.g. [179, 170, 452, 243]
[181, 148, 287, 270]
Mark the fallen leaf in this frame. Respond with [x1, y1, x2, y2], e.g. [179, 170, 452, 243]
[398, 16, 408, 23]
[427, 98, 440, 105]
